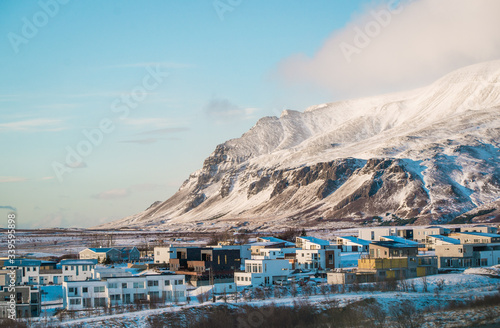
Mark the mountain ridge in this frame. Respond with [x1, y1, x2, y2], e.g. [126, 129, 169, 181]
[97, 60, 500, 232]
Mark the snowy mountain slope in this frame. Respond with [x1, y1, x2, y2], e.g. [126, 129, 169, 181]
[98, 61, 500, 231]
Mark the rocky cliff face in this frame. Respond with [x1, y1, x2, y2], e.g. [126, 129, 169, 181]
[98, 61, 500, 231]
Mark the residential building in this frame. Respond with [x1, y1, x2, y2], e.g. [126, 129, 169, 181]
[359, 227, 398, 241]
[0, 269, 21, 287]
[256, 237, 295, 247]
[435, 243, 500, 269]
[93, 267, 132, 279]
[295, 248, 340, 271]
[211, 244, 252, 266]
[61, 259, 97, 282]
[79, 247, 121, 263]
[414, 226, 449, 243]
[425, 235, 460, 250]
[6, 259, 41, 285]
[461, 225, 498, 234]
[336, 236, 370, 252]
[119, 247, 141, 262]
[249, 241, 289, 257]
[0, 286, 40, 318]
[252, 248, 298, 260]
[435, 244, 476, 269]
[451, 232, 500, 244]
[358, 241, 437, 279]
[295, 236, 330, 250]
[234, 259, 291, 286]
[62, 273, 186, 310]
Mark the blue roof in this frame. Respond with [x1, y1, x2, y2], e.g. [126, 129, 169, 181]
[298, 236, 330, 246]
[88, 247, 116, 253]
[381, 236, 419, 245]
[258, 237, 295, 246]
[372, 241, 417, 249]
[6, 259, 41, 267]
[60, 259, 98, 265]
[428, 235, 460, 244]
[338, 236, 371, 246]
[460, 232, 500, 238]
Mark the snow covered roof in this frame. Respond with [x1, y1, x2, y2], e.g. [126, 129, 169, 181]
[338, 236, 371, 246]
[459, 232, 500, 238]
[297, 236, 330, 246]
[427, 235, 460, 244]
[60, 259, 98, 266]
[87, 247, 117, 253]
[257, 237, 295, 246]
[8, 259, 41, 267]
[371, 241, 417, 249]
[381, 235, 419, 245]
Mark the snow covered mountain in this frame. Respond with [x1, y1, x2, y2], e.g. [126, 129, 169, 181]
[99, 61, 500, 231]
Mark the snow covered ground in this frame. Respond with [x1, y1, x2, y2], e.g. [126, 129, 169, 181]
[24, 269, 500, 328]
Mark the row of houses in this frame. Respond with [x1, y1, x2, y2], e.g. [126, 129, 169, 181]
[79, 247, 140, 263]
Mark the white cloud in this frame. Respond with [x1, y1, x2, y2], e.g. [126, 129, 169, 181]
[92, 188, 130, 200]
[277, 0, 500, 99]
[0, 118, 65, 132]
[204, 98, 259, 122]
[0, 176, 28, 183]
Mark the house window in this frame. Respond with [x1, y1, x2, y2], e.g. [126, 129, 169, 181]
[175, 279, 183, 285]
[71, 266, 74, 270]
[94, 286, 105, 293]
[133, 282, 144, 288]
[164, 280, 170, 286]
[83, 287, 88, 293]
[110, 294, 121, 301]
[69, 298, 81, 305]
[147, 280, 158, 287]
[109, 283, 118, 289]
[69, 287, 75, 293]
[122, 283, 127, 288]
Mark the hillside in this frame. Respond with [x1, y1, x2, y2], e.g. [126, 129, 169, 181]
[98, 61, 500, 232]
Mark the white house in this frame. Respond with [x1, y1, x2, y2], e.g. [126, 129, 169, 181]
[296, 248, 341, 271]
[8, 259, 41, 285]
[425, 235, 460, 250]
[336, 236, 371, 252]
[295, 236, 330, 250]
[234, 259, 291, 287]
[256, 237, 295, 247]
[154, 246, 178, 264]
[252, 248, 298, 260]
[461, 225, 498, 234]
[62, 273, 186, 310]
[414, 226, 449, 243]
[92, 267, 133, 279]
[61, 259, 97, 282]
[79, 248, 121, 263]
[359, 227, 398, 241]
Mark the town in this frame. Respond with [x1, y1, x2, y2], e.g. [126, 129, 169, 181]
[1, 224, 500, 326]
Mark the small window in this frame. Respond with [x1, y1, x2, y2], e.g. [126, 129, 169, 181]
[83, 287, 88, 293]
[122, 283, 127, 288]
[164, 280, 170, 286]
[93, 286, 105, 293]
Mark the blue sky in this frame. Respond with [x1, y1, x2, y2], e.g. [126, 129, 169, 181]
[1, 0, 499, 228]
